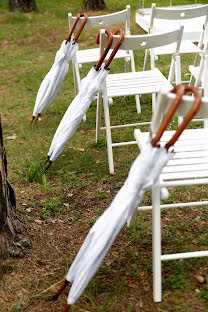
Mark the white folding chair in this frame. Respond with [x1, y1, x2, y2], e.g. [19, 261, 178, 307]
[68, 6, 140, 114]
[96, 26, 183, 174]
[143, 3, 208, 84]
[128, 87, 208, 302]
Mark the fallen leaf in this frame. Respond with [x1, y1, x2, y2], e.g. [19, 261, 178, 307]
[6, 134, 16, 140]
[76, 147, 85, 152]
[34, 219, 42, 224]
[194, 274, 205, 284]
[67, 193, 73, 198]
[5, 297, 14, 302]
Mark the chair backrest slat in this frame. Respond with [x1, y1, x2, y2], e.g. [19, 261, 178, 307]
[151, 3, 208, 21]
[100, 26, 183, 52]
[68, 6, 130, 33]
[151, 89, 208, 134]
[149, 3, 208, 35]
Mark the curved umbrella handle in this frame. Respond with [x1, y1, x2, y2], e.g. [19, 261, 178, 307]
[104, 29, 125, 69]
[74, 13, 88, 42]
[66, 13, 81, 42]
[151, 85, 202, 150]
[95, 29, 113, 71]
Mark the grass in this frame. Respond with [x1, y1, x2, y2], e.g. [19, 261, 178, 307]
[0, 0, 208, 311]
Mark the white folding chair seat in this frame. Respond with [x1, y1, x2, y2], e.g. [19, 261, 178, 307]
[153, 40, 202, 56]
[106, 69, 172, 98]
[68, 6, 140, 113]
[144, 3, 208, 84]
[128, 88, 208, 303]
[96, 27, 183, 174]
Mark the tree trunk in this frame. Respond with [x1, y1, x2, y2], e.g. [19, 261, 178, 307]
[0, 117, 31, 261]
[9, 0, 37, 12]
[83, 0, 106, 11]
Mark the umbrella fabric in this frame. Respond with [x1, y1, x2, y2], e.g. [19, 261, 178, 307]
[65, 143, 173, 305]
[33, 40, 78, 117]
[48, 67, 109, 162]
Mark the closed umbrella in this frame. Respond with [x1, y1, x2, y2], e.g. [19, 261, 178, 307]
[53, 85, 201, 311]
[31, 13, 88, 124]
[46, 29, 124, 170]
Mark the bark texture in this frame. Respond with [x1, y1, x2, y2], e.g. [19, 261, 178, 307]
[9, 0, 37, 12]
[0, 118, 31, 260]
[83, 0, 106, 11]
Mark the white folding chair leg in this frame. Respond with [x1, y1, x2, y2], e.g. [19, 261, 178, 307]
[152, 184, 162, 303]
[168, 57, 175, 84]
[72, 59, 81, 96]
[96, 91, 102, 142]
[72, 62, 79, 96]
[103, 90, 114, 174]
[129, 50, 141, 114]
[175, 55, 181, 85]
[143, 49, 149, 71]
[202, 55, 208, 127]
[174, 55, 183, 125]
[152, 93, 157, 113]
[195, 58, 204, 88]
[127, 208, 137, 228]
[124, 55, 130, 73]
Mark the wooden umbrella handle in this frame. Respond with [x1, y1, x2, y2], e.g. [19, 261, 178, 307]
[95, 29, 113, 71]
[66, 13, 81, 42]
[104, 29, 125, 69]
[165, 86, 201, 150]
[151, 84, 185, 148]
[74, 13, 88, 42]
[151, 85, 202, 150]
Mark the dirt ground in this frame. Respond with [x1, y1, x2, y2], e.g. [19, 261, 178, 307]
[0, 178, 208, 312]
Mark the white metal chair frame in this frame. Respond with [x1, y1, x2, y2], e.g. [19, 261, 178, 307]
[129, 88, 208, 302]
[188, 26, 208, 126]
[97, 27, 183, 174]
[143, 3, 208, 84]
[189, 26, 208, 96]
[68, 6, 140, 114]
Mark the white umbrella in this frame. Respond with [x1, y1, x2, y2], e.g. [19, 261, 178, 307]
[52, 85, 201, 311]
[47, 67, 108, 162]
[31, 13, 88, 123]
[46, 29, 124, 170]
[66, 143, 173, 305]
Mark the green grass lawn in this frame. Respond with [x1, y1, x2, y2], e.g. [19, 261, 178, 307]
[0, 0, 208, 311]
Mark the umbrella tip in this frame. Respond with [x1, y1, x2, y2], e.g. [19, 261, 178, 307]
[63, 304, 71, 312]
[45, 155, 50, 164]
[53, 279, 70, 301]
[35, 113, 41, 122]
[30, 116, 35, 125]
[45, 160, 53, 173]
[52, 294, 59, 301]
